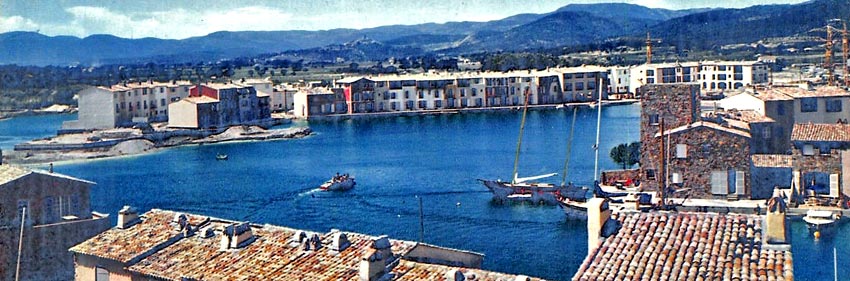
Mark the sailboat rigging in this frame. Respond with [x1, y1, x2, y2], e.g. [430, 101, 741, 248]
[479, 87, 587, 204]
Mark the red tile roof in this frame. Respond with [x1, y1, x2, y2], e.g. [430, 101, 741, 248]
[573, 212, 792, 281]
[71, 209, 531, 280]
[791, 123, 850, 142]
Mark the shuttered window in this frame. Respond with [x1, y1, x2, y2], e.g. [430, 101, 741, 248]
[711, 171, 728, 195]
[736, 171, 746, 195]
[830, 174, 840, 197]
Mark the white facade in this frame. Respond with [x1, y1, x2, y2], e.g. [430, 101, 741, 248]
[628, 61, 768, 95]
[608, 66, 630, 95]
[62, 87, 117, 130]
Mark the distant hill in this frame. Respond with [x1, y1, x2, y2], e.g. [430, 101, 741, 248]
[650, 0, 850, 50]
[1, 1, 839, 66]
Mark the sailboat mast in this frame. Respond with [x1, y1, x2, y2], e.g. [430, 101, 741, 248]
[593, 77, 603, 181]
[512, 88, 532, 184]
[562, 107, 578, 186]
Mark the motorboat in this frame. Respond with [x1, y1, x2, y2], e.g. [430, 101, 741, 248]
[216, 153, 228, 160]
[803, 209, 841, 237]
[320, 174, 356, 191]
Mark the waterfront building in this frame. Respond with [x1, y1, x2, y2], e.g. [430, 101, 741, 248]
[62, 81, 193, 131]
[299, 67, 609, 118]
[292, 88, 339, 118]
[0, 163, 110, 280]
[789, 123, 850, 206]
[70, 208, 543, 281]
[628, 61, 769, 95]
[574, 197, 793, 280]
[607, 66, 631, 97]
[167, 82, 271, 129]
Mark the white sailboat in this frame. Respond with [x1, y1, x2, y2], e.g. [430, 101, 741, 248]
[480, 89, 586, 205]
[803, 209, 841, 238]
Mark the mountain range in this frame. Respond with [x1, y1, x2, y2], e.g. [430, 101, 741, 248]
[0, 0, 846, 66]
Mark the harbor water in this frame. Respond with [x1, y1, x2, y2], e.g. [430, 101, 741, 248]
[2, 105, 848, 280]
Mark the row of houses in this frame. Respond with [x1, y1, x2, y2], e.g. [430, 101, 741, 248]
[63, 79, 280, 131]
[638, 83, 850, 207]
[295, 61, 769, 118]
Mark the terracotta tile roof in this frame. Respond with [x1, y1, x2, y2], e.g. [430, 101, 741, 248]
[751, 154, 794, 168]
[657, 121, 752, 139]
[69, 210, 209, 263]
[393, 260, 544, 281]
[791, 123, 850, 142]
[573, 212, 793, 281]
[74, 209, 530, 280]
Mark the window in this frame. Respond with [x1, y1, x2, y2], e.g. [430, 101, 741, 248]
[564, 83, 573, 91]
[763, 126, 771, 139]
[435, 100, 442, 108]
[645, 169, 656, 180]
[159, 88, 164, 93]
[161, 99, 166, 107]
[648, 114, 659, 125]
[575, 82, 584, 91]
[802, 144, 814, 156]
[646, 70, 655, 77]
[821, 145, 831, 155]
[710, 171, 728, 195]
[96, 267, 109, 281]
[801, 98, 817, 112]
[672, 172, 682, 184]
[826, 99, 842, 112]
[701, 144, 711, 157]
[676, 144, 687, 158]
[404, 91, 409, 99]
[435, 91, 440, 98]
[471, 88, 478, 97]
[418, 100, 427, 109]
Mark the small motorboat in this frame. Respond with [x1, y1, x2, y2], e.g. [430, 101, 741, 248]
[803, 209, 840, 238]
[216, 154, 228, 160]
[320, 174, 355, 191]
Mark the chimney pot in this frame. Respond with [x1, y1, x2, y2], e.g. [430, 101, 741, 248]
[117, 205, 140, 229]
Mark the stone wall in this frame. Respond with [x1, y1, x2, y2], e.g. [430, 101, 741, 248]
[666, 126, 751, 199]
[1, 215, 110, 281]
[792, 143, 843, 196]
[639, 84, 701, 191]
[600, 169, 640, 186]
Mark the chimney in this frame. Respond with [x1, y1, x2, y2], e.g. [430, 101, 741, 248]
[765, 196, 788, 244]
[359, 249, 385, 281]
[446, 269, 465, 281]
[586, 198, 612, 255]
[358, 235, 393, 281]
[330, 230, 351, 252]
[117, 206, 140, 229]
[219, 222, 253, 250]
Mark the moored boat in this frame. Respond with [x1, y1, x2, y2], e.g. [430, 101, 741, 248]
[803, 209, 841, 237]
[320, 174, 355, 191]
[216, 153, 228, 160]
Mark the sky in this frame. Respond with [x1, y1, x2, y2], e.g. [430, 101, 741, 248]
[0, 0, 808, 39]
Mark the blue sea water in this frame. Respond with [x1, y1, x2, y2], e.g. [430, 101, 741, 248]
[0, 113, 76, 150]
[3, 105, 848, 280]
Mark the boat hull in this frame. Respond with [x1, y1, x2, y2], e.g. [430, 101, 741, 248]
[480, 179, 587, 205]
[558, 200, 587, 220]
[320, 178, 355, 191]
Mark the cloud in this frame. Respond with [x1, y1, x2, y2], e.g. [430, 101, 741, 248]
[23, 5, 295, 39]
[0, 15, 39, 33]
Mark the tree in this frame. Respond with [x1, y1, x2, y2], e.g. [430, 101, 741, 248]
[610, 141, 640, 169]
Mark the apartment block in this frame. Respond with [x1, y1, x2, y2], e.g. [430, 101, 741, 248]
[62, 81, 193, 130]
[629, 61, 768, 95]
[167, 82, 271, 129]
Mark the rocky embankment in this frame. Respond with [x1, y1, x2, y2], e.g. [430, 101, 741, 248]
[4, 126, 312, 165]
